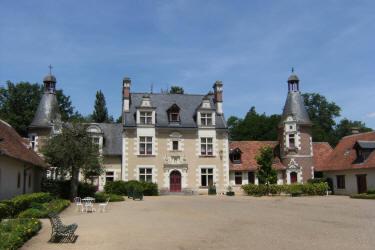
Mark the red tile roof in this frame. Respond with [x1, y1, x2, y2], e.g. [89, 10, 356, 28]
[0, 120, 47, 168]
[313, 142, 333, 171]
[229, 141, 285, 171]
[316, 132, 375, 171]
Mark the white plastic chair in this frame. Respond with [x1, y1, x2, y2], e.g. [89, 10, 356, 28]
[99, 198, 110, 213]
[74, 197, 83, 212]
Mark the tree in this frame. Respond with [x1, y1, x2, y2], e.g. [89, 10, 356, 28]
[0, 81, 82, 136]
[256, 146, 277, 185]
[302, 93, 341, 144]
[228, 107, 280, 141]
[42, 123, 102, 200]
[169, 86, 184, 94]
[334, 118, 372, 144]
[92, 90, 110, 123]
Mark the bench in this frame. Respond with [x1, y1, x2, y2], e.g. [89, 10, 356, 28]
[48, 212, 78, 242]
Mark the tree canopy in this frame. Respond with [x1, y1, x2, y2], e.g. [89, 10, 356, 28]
[91, 90, 113, 123]
[42, 123, 102, 199]
[256, 146, 277, 185]
[0, 81, 81, 136]
[169, 86, 184, 94]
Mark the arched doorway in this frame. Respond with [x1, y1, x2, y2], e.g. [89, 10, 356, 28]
[290, 172, 298, 184]
[170, 170, 181, 192]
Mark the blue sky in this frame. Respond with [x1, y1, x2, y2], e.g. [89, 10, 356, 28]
[1, 0, 374, 127]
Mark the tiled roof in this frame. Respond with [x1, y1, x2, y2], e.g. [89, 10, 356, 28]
[0, 120, 47, 168]
[229, 141, 285, 171]
[96, 123, 122, 156]
[124, 93, 227, 129]
[316, 132, 375, 171]
[312, 142, 333, 171]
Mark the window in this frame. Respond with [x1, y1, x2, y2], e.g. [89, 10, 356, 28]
[200, 137, 213, 156]
[289, 134, 295, 148]
[30, 135, 36, 150]
[139, 137, 153, 155]
[106, 171, 115, 182]
[235, 172, 242, 185]
[200, 113, 213, 126]
[28, 173, 32, 188]
[248, 172, 255, 184]
[172, 140, 179, 151]
[17, 172, 21, 188]
[140, 111, 152, 125]
[139, 168, 152, 182]
[336, 175, 345, 189]
[201, 168, 213, 187]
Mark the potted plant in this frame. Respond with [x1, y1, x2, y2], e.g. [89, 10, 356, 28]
[208, 184, 216, 195]
[226, 185, 235, 196]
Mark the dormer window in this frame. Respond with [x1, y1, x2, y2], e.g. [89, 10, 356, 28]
[140, 111, 152, 125]
[354, 141, 375, 163]
[200, 113, 213, 126]
[167, 104, 180, 123]
[230, 148, 242, 164]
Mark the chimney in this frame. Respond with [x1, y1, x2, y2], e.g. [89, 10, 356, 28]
[213, 80, 223, 115]
[351, 127, 360, 135]
[122, 77, 131, 113]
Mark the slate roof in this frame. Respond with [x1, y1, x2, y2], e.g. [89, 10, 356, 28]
[316, 132, 375, 171]
[124, 93, 227, 129]
[90, 123, 122, 156]
[0, 120, 47, 168]
[29, 92, 61, 128]
[229, 141, 285, 171]
[356, 140, 375, 149]
[280, 91, 311, 125]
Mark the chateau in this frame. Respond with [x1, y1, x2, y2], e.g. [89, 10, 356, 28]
[28, 71, 375, 194]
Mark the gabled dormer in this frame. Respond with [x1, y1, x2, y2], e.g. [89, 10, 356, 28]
[229, 148, 242, 164]
[167, 104, 181, 124]
[136, 95, 156, 126]
[353, 140, 375, 163]
[197, 95, 215, 127]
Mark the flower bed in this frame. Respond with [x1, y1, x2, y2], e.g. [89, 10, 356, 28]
[0, 218, 41, 250]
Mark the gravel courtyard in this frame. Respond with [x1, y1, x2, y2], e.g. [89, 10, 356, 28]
[22, 195, 374, 250]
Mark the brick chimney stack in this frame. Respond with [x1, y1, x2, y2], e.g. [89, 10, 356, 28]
[123, 77, 131, 113]
[213, 80, 223, 115]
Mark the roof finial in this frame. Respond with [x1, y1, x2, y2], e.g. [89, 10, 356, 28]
[291, 67, 294, 73]
[48, 64, 53, 75]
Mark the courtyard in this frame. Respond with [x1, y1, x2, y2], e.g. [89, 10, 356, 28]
[22, 195, 374, 250]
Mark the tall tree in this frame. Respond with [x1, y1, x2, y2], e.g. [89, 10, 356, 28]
[92, 90, 110, 123]
[0, 81, 82, 136]
[169, 86, 184, 94]
[302, 93, 341, 144]
[42, 123, 102, 200]
[256, 146, 277, 185]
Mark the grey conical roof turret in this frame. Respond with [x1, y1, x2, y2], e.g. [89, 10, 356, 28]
[29, 74, 61, 129]
[280, 72, 311, 125]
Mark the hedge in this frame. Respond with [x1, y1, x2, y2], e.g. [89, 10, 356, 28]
[18, 199, 70, 219]
[350, 194, 375, 199]
[105, 180, 159, 196]
[0, 193, 53, 220]
[242, 183, 329, 197]
[0, 218, 41, 250]
[94, 192, 125, 202]
[41, 179, 97, 199]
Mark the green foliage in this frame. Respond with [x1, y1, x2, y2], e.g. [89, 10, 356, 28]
[92, 90, 111, 123]
[104, 180, 159, 196]
[169, 86, 184, 94]
[94, 192, 124, 202]
[3, 193, 53, 218]
[256, 146, 277, 185]
[367, 189, 375, 195]
[333, 118, 372, 145]
[0, 218, 41, 250]
[242, 183, 329, 196]
[208, 184, 217, 195]
[0, 81, 82, 136]
[350, 194, 375, 199]
[41, 179, 97, 199]
[42, 123, 103, 200]
[228, 107, 280, 141]
[18, 199, 70, 219]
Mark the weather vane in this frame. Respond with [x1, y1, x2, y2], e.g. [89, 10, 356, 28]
[291, 67, 294, 73]
[48, 64, 53, 75]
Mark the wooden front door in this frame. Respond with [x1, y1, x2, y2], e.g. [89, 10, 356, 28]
[356, 175, 367, 194]
[290, 172, 298, 184]
[170, 170, 181, 192]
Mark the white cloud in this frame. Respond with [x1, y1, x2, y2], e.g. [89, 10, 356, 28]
[366, 112, 375, 118]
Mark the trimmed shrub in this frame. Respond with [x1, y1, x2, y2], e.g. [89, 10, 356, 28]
[94, 192, 125, 202]
[242, 183, 329, 197]
[0, 202, 11, 221]
[41, 179, 97, 199]
[0, 218, 41, 249]
[367, 189, 375, 195]
[350, 194, 375, 199]
[18, 199, 70, 219]
[6, 193, 53, 217]
[104, 180, 159, 196]
[141, 182, 159, 196]
[104, 180, 127, 195]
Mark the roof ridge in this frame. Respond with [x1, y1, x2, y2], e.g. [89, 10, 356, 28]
[342, 131, 375, 139]
[230, 140, 278, 143]
[131, 92, 207, 97]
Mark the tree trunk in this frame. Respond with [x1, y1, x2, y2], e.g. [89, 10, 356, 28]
[70, 166, 80, 201]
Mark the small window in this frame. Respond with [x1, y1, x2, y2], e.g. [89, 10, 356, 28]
[201, 168, 214, 187]
[289, 134, 295, 148]
[235, 172, 242, 185]
[169, 112, 180, 122]
[172, 140, 179, 151]
[248, 172, 255, 184]
[140, 111, 153, 125]
[139, 136, 153, 155]
[200, 113, 213, 126]
[139, 168, 152, 182]
[17, 172, 21, 188]
[289, 125, 293, 130]
[30, 135, 36, 150]
[106, 171, 115, 182]
[336, 175, 345, 189]
[201, 137, 213, 156]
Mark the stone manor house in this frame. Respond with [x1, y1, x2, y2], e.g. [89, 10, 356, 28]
[28, 72, 375, 194]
